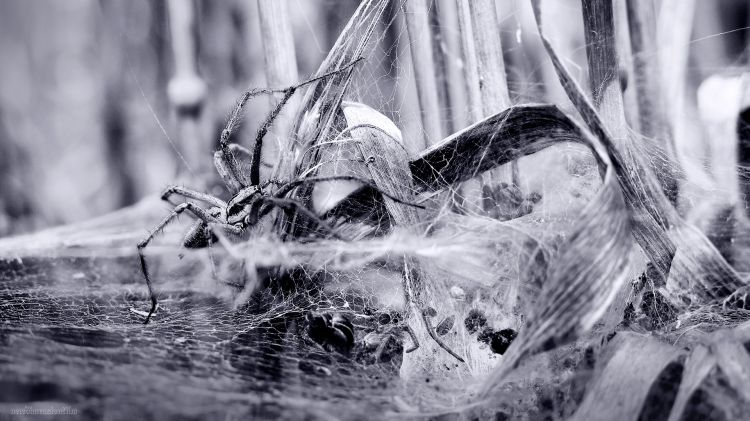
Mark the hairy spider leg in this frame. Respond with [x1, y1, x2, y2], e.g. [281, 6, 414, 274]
[225, 144, 273, 170]
[403, 325, 419, 353]
[137, 202, 243, 324]
[214, 57, 365, 192]
[161, 185, 227, 208]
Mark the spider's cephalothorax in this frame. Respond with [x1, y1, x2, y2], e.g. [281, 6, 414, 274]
[137, 58, 421, 324]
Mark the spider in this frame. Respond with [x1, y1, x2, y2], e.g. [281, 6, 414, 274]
[306, 311, 355, 354]
[137, 58, 420, 323]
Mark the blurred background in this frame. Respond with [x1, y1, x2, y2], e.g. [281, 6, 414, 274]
[0, 0, 748, 237]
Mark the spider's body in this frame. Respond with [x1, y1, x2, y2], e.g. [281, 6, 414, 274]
[137, 61, 367, 324]
[138, 58, 418, 324]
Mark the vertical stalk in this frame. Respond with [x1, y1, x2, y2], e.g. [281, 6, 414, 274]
[467, 0, 511, 115]
[582, 0, 679, 202]
[626, 0, 682, 204]
[580, 0, 627, 140]
[430, 1, 461, 135]
[257, 0, 299, 178]
[657, 0, 695, 156]
[455, 0, 482, 124]
[626, 0, 673, 150]
[401, 0, 443, 148]
[458, 0, 517, 187]
[737, 77, 750, 218]
[167, 0, 208, 176]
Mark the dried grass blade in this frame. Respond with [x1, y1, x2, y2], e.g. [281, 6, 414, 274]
[572, 333, 684, 421]
[410, 91, 637, 393]
[482, 146, 632, 395]
[410, 104, 586, 191]
[530, 0, 746, 305]
[665, 344, 714, 421]
[401, 0, 443, 147]
[712, 341, 750, 403]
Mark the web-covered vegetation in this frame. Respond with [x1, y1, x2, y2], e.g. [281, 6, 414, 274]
[2, 0, 750, 420]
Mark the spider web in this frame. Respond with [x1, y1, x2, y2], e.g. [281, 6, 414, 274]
[3, 0, 750, 420]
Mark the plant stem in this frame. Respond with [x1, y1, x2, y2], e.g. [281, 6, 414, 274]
[431, 1, 466, 135]
[626, 0, 673, 151]
[455, 0, 482, 124]
[257, 0, 299, 178]
[401, 0, 443, 148]
[467, 0, 511, 115]
[581, 0, 627, 139]
[657, 0, 695, 156]
[458, 0, 517, 187]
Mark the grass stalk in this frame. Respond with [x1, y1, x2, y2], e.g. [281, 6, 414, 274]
[467, 0, 511, 115]
[431, 0, 467, 135]
[457, 0, 517, 188]
[455, 0, 482, 124]
[625, 0, 675, 154]
[657, 0, 695, 160]
[580, 0, 627, 140]
[401, 0, 443, 148]
[256, 0, 299, 177]
[581, 0, 681, 203]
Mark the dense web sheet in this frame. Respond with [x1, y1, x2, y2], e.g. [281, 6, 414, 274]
[4, 0, 750, 420]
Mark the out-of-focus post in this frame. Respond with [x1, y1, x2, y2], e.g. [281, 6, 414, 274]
[167, 0, 208, 178]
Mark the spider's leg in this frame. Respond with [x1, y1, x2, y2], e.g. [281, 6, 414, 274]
[261, 178, 286, 189]
[210, 144, 276, 191]
[138, 202, 194, 324]
[228, 143, 253, 161]
[199, 221, 245, 291]
[161, 185, 226, 208]
[246, 58, 365, 186]
[228, 144, 273, 169]
[246, 89, 296, 186]
[218, 57, 365, 190]
[260, 196, 345, 240]
[274, 175, 426, 209]
[213, 150, 245, 193]
[137, 202, 237, 324]
[374, 331, 394, 362]
[403, 324, 420, 354]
